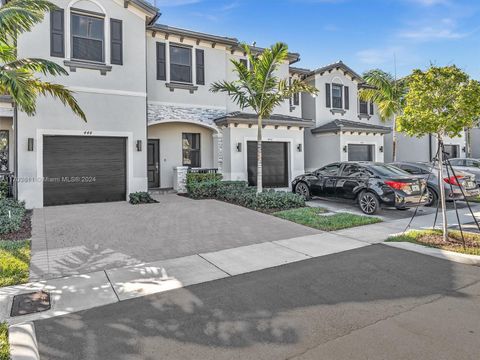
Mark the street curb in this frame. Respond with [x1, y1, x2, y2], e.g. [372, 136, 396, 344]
[9, 322, 40, 360]
[384, 242, 480, 266]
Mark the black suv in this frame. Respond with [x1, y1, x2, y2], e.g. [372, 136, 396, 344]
[292, 162, 428, 214]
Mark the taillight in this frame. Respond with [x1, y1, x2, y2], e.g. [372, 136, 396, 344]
[444, 176, 464, 186]
[385, 181, 409, 190]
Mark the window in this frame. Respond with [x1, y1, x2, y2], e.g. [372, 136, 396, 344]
[156, 42, 166, 80]
[293, 92, 300, 106]
[398, 164, 428, 175]
[182, 133, 200, 167]
[71, 12, 105, 62]
[240, 59, 248, 68]
[196, 49, 205, 85]
[332, 84, 343, 109]
[443, 145, 459, 159]
[466, 159, 480, 168]
[359, 100, 368, 115]
[0, 130, 8, 171]
[317, 163, 341, 176]
[170, 45, 192, 83]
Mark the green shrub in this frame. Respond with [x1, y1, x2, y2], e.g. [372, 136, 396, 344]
[187, 181, 219, 199]
[0, 322, 9, 360]
[254, 190, 305, 210]
[0, 199, 26, 235]
[129, 192, 158, 205]
[186, 172, 222, 185]
[0, 181, 8, 199]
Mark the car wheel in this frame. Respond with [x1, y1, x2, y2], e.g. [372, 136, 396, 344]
[425, 187, 438, 207]
[295, 182, 311, 200]
[359, 191, 380, 215]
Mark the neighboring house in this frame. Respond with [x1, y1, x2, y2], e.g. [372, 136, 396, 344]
[145, 24, 312, 190]
[395, 133, 468, 162]
[298, 61, 393, 172]
[5, 0, 312, 208]
[470, 128, 480, 159]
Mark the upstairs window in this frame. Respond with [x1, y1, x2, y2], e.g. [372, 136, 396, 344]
[331, 84, 343, 109]
[71, 12, 105, 63]
[359, 100, 368, 115]
[170, 45, 192, 83]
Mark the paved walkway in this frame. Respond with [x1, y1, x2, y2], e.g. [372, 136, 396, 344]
[30, 195, 319, 280]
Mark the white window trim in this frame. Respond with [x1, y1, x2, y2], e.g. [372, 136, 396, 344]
[66, 0, 110, 65]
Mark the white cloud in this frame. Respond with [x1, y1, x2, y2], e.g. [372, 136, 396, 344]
[406, 0, 449, 6]
[356, 46, 404, 65]
[397, 18, 471, 41]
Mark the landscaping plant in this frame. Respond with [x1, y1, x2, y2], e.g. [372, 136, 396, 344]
[397, 65, 480, 242]
[186, 172, 222, 185]
[211, 42, 317, 193]
[0, 199, 26, 235]
[0, 0, 85, 120]
[359, 69, 407, 161]
[0, 240, 30, 287]
[129, 192, 158, 205]
[0, 322, 9, 360]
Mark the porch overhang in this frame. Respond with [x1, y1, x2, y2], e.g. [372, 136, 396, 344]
[214, 112, 314, 129]
[0, 95, 13, 117]
[311, 119, 391, 135]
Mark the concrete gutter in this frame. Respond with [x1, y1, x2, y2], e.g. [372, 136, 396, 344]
[384, 242, 480, 266]
[9, 322, 39, 360]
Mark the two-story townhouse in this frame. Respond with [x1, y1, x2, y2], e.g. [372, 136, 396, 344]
[299, 61, 393, 172]
[145, 25, 313, 190]
[6, 0, 159, 208]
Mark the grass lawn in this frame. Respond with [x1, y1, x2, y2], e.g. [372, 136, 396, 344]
[0, 322, 9, 360]
[0, 240, 31, 287]
[387, 229, 480, 255]
[274, 207, 382, 231]
[467, 196, 480, 203]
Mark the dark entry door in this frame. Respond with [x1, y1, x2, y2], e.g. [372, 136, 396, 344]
[147, 139, 160, 188]
[43, 136, 127, 206]
[247, 141, 288, 187]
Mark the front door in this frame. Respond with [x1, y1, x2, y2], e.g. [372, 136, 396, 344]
[148, 139, 159, 188]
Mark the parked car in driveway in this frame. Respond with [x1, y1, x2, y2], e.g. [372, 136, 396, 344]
[391, 162, 480, 206]
[448, 158, 480, 185]
[292, 162, 428, 215]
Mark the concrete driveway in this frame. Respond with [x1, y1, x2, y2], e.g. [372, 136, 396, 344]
[30, 195, 320, 280]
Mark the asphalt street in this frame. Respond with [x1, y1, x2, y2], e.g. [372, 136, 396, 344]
[35, 244, 480, 360]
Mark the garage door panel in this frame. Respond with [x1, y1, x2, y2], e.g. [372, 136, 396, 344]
[43, 136, 127, 206]
[247, 141, 288, 188]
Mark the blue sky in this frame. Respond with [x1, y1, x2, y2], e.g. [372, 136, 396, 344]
[149, 0, 480, 79]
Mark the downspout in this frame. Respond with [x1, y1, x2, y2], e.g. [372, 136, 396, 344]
[428, 133, 433, 161]
[13, 105, 18, 200]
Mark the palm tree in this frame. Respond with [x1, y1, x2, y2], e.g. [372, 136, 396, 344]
[0, 0, 86, 120]
[359, 69, 406, 161]
[211, 42, 317, 193]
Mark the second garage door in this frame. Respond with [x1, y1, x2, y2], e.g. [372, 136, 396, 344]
[247, 141, 288, 188]
[43, 136, 127, 206]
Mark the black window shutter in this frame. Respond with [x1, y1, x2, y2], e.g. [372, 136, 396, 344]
[156, 42, 166, 81]
[344, 86, 349, 110]
[369, 102, 374, 115]
[110, 19, 123, 65]
[196, 49, 205, 85]
[325, 83, 331, 108]
[50, 9, 65, 57]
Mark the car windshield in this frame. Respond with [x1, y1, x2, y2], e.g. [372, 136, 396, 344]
[369, 164, 411, 177]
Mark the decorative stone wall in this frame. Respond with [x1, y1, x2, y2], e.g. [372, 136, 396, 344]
[173, 166, 189, 193]
[148, 103, 226, 126]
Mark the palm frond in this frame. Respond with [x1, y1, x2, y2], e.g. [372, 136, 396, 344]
[3, 58, 69, 76]
[0, 0, 56, 37]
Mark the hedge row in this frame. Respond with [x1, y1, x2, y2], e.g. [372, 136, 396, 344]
[187, 180, 305, 211]
[0, 199, 26, 235]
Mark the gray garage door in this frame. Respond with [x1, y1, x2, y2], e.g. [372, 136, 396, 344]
[348, 144, 375, 161]
[43, 136, 127, 206]
[247, 141, 288, 188]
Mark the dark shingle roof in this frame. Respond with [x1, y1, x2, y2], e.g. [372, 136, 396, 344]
[305, 61, 364, 82]
[214, 112, 314, 127]
[311, 119, 391, 134]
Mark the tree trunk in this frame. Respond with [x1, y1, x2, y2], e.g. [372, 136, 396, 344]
[437, 136, 448, 242]
[392, 114, 397, 162]
[256, 115, 263, 194]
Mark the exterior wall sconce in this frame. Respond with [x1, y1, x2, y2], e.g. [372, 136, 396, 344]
[379, 146, 384, 153]
[27, 138, 34, 151]
[462, 146, 466, 153]
[236, 142, 242, 152]
[136, 140, 142, 151]
[343, 145, 348, 153]
[297, 143, 302, 152]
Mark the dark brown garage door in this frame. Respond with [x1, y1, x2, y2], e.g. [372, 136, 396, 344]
[247, 141, 288, 188]
[43, 136, 127, 206]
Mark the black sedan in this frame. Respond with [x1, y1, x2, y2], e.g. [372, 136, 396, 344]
[292, 162, 428, 215]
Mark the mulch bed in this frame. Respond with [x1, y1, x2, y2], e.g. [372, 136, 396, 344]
[418, 232, 480, 250]
[0, 211, 32, 241]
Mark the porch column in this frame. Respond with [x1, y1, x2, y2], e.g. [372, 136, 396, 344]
[213, 133, 223, 174]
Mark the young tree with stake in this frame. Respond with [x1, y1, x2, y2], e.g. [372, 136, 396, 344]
[397, 65, 480, 241]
